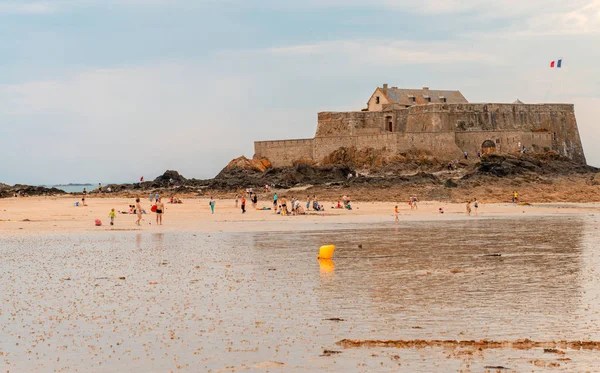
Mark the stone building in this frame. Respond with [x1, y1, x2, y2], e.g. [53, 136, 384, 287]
[254, 84, 586, 166]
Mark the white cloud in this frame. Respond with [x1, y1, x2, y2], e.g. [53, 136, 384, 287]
[268, 40, 495, 65]
[0, 1, 55, 14]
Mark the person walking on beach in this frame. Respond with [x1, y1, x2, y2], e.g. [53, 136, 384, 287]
[209, 197, 215, 214]
[149, 193, 154, 202]
[241, 196, 246, 213]
[156, 198, 164, 225]
[235, 193, 240, 208]
[473, 198, 479, 216]
[466, 200, 472, 216]
[155, 193, 160, 203]
[109, 208, 116, 226]
[394, 205, 399, 222]
[135, 198, 143, 226]
[98, 183, 102, 195]
[273, 193, 278, 213]
[82, 188, 87, 206]
[252, 194, 258, 208]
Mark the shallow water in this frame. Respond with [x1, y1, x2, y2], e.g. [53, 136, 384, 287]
[1, 216, 600, 372]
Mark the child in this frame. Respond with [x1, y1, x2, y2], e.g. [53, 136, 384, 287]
[109, 208, 116, 226]
[394, 206, 399, 222]
[473, 198, 479, 216]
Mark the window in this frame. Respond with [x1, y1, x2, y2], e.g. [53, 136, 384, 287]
[439, 97, 447, 103]
[424, 96, 431, 103]
[496, 139, 501, 144]
[375, 96, 380, 104]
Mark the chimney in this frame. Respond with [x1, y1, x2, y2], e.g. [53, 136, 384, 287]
[383, 84, 388, 94]
[422, 86, 429, 91]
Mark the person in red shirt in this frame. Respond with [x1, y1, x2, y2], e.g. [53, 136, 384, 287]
[241, 197, 246, 213]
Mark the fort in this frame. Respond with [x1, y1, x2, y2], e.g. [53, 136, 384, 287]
[254, 84, 586, 166]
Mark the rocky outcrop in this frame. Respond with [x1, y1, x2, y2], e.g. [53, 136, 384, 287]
[0, 184, 65, 198]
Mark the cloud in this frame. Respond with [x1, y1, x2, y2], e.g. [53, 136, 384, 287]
[268, 40, 495, 65]
[0, 1, 55, 14]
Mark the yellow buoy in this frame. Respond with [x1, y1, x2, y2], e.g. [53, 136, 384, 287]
[318, 245, 335, 259]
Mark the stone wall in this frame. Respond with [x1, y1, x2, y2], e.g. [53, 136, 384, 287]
[443, 103, 584, 162]
[455, 131, 553, 155]
[254, 102, 586, 167]
[254, 139, 314, 167]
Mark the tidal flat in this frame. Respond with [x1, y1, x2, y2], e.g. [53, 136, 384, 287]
[1, 216, 600, 372]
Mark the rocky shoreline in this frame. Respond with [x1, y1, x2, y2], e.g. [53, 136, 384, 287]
[2, 151, 599, 202]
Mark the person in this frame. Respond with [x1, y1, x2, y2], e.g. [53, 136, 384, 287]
[466, 200, 472, 216]
[464, 151, 468, 160]
[280, 197, 287, 215]
[155, 193, 160, 203]
[249, 187, 253, 198]
[209, 197, 215, 214]
[82, 188, 87, 206]
[140, 176, 144, 183]
[149, 193, 154, 202]
[265, 184, 270, 192]
[394, 205, 399, 222]
[98, 183, 102, 195]
[273, 193, 278, 213]
[473, 198, 479, 216]
[241, 196, 246, 213]
[109, 208, 116, 226]
[252, 194, 258, 208]
[306, 195, 311, 210]
[337, 201, 342, 209]
[135, 198, 143, 225]
[410, 196, 418, 210]
[156, 198, 164, 225]
[512, 191, 519, 203]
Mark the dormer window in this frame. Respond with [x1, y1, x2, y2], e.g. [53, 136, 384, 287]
[408, 95, 416, 103]
[424, 95, 431, 103]
[375, 96, 380, 104]
[439, 96, 447, 103]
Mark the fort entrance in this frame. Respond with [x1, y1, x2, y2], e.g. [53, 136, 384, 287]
[481, 140, 496, 154]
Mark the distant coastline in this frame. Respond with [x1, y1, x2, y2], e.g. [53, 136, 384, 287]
[53, 183, 93, 187]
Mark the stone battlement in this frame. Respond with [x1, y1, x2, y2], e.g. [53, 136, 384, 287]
[254, 97, 585, 167]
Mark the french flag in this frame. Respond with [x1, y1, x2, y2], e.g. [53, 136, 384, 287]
[550, 59, 562, 68]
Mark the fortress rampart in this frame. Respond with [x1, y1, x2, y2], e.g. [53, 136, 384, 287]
[254, 102, 585, 167]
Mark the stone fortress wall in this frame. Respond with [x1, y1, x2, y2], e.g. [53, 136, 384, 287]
[254, 102, 585, 167]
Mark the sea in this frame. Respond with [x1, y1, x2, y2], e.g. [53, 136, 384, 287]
[48, 183, 111, 193]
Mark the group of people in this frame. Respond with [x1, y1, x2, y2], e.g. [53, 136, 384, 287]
[465, 198, 479, 216]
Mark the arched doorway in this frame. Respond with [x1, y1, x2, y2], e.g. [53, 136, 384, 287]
[481, 140, 496, 154]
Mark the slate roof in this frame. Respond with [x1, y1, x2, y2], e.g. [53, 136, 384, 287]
[381, 87, 468, 106]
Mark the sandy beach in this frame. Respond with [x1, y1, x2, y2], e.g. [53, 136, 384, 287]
[1, 196, 599, 236]
[1, 201, 600, 372]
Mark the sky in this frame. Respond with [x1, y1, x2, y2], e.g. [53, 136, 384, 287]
[1, 0, 599, 185]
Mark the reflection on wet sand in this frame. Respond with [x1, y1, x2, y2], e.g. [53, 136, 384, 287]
[1, 216, 599, 372]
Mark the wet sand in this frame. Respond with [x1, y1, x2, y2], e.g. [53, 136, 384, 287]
[1, 198, 600, 372]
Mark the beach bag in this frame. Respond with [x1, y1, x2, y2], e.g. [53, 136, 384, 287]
[94, 219, 102, 226]
[151, 205, 157, 213]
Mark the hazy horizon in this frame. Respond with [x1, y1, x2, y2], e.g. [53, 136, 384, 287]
[1, 0, 599, 185]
